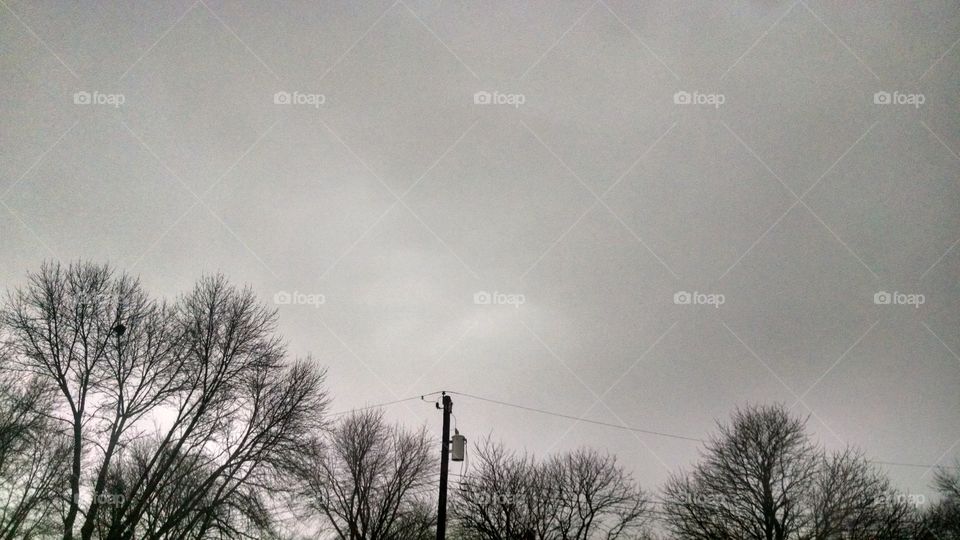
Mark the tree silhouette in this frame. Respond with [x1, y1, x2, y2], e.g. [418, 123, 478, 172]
[662, 404, 917, 539]
[452, 437, 653, 539]
[1, 262, 328, 540]
[294, 409, 435, 539]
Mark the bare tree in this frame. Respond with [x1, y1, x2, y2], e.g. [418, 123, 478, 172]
[550, 448, 652, 540]
[1, 262, 329, 540]
[451, 438, 541, 539]
[808, 448, 915, 539]
[919, 460, 960, 539]
[661, 404, 819, 540]
[661, 405, 919, 540]
[452, 438, 652, 540]
[296, 409, 435, 539]
[0, 370, 69, 539]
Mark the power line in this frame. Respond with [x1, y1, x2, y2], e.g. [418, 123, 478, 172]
[444, 391, 960, 471]
[328, 391, 444, 417]
[446, 390, 704, 443]
[332, 389, 959, 471]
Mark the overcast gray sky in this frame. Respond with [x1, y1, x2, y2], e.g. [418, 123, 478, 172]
[2, 0, 959, 502]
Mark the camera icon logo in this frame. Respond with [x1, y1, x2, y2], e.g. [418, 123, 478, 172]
[73, 91, 91, 105]
[673, 291, 692, 305]
[273, 91, 291, 105]
[473, 91, 492, 105]
[873, 91, 891, 105]
[873, 291, 892, 305]
[473, 291, 492, 305]
[673, 91, 691, 105]
[273, 291, 292, 305]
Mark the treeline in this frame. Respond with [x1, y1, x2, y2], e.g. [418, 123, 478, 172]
[0, 262, 957, 539]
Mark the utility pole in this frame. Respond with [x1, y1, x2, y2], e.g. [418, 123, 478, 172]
[436, 392, 452, 540]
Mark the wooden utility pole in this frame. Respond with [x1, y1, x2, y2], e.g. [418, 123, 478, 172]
[436, 392, 453, 540]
